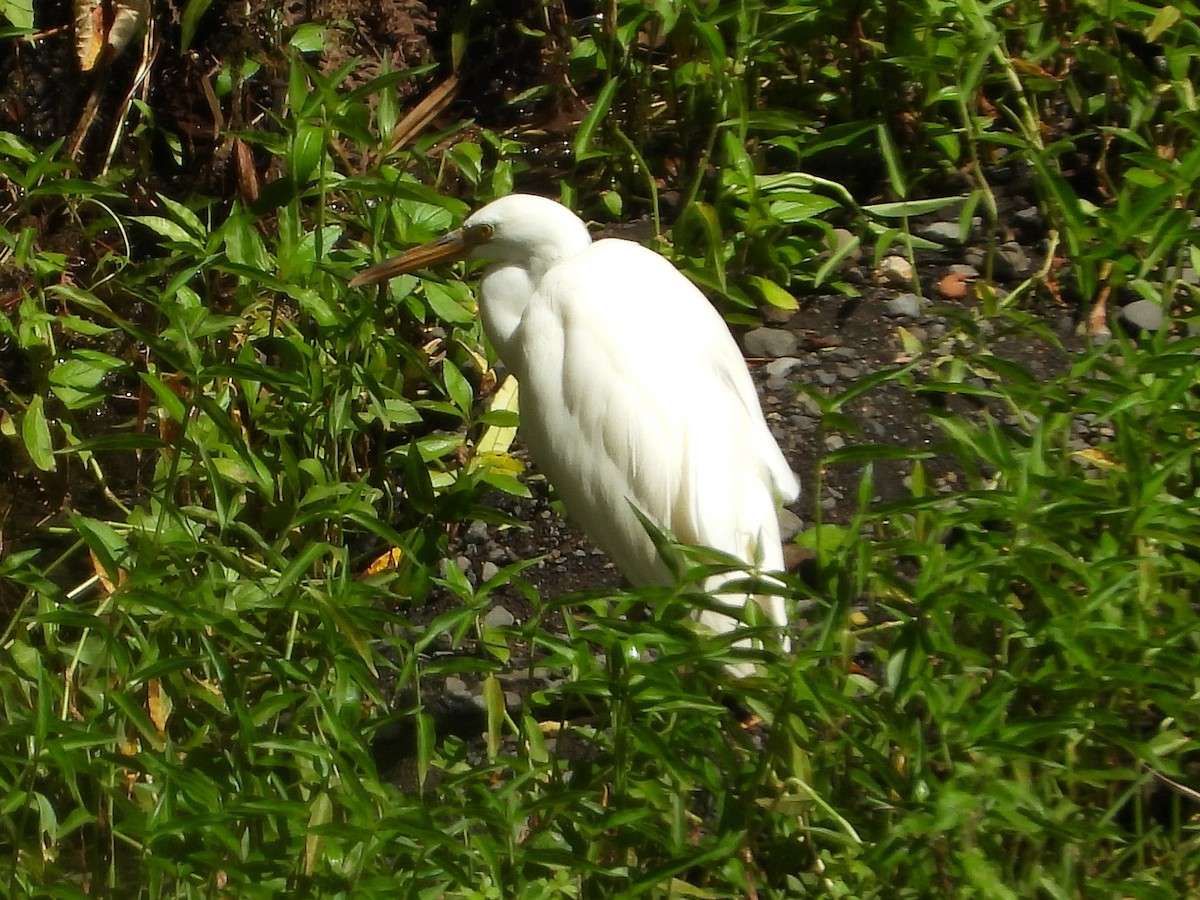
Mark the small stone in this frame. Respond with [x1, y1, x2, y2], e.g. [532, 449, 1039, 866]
[455, 556, 471, 573]
[465, 520, 490, 544]
[816, 370, 837, 387]
[886, 292, 925, 317]
[744, 327, 799, 358]
[1013, 206, 1043, 232]
[482, 607, 516, 628]
[949, 264, 980, 278]
[878, 255, 914, 286]
[795, 393, 823, 416]
[916, 221, 962, 246]
[444, 676, 470, 696]
[994, 241, 1032, 279]
[778, 507, 803, 541]
[764, 356, 803, 390]
[761, 304, 794, 324]
[827, 228, 863, 266]
[837, 364, 862, 380]
[824, 434, 846, 451]
[826, 346, 859, 361]
[791, 415, 817, 432]
[1118, 298, 1164, 333]
[480, 561, 500, 582]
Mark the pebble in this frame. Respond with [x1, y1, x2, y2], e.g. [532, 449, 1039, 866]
[878, 255, 914, 286]
[1118, 298, 1164, 333]
[887, 293, 925, 317]
[484, 604, 515, 628]
[1013, 206, 1043, 232]
[480, 561, 500, 582]
[824, 434, 846, 451]
[994, 241, 1032, 279]
[764, 356, 803, 390]
[916, 221, 962, 246]
[744, 327, 799, 358]
[791, 414, 817, 431]
[828, 227, 863, 265]
[778, 508, 803, 541]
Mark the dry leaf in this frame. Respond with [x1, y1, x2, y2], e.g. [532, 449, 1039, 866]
[363, 547, 404, 576]
[147, 678, 172, 735]
[937, 271, 973, 300]
[75, 0, 149, 72]
[89, 547, 119, 594]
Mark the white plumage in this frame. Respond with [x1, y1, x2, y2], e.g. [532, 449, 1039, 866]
[352, 194, 799, 665]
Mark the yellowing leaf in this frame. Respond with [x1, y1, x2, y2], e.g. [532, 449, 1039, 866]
[147, 679, 172, 736]
[477, 375, 520, 455]
[364, 547, 403, 576]
[1072, 447, 1123, 471]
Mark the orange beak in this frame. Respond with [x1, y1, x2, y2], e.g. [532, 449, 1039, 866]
[349, 226, 488, 288]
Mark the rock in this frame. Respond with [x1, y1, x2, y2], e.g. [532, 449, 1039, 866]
[949, 264, 980, 278]
[827, 228, 863, 266]
[778, 507, 803, 541]
[878, 255, 914, 286]
[916, 221, 962, 246]
[886, 292, 925, 317]
[482, 607, 516, 628]
[826, 346, 859, 361]
[465, 520, 490, 544]
[1013, 206, 1043, 232]
[764, 356, 803, 390]
[1118, 299, 1164, 333]
[480, 561, 500, 582]
[744, 327, 799, 358]
[760, 304, 794, 324]
[824, 434, 846, 451]
[994, 241, 1032, 279]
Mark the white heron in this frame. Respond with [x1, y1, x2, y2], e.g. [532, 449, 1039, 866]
[351, 194, 799, 669]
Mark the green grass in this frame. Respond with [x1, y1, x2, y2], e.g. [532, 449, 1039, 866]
[1, 0, 1198, 896]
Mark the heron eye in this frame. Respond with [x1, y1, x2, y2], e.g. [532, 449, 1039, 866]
[468, 223, 495, 242]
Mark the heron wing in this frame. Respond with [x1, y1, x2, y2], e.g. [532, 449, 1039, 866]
[509, 239, 797, 594]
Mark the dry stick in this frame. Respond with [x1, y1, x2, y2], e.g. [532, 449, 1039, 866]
[383, 74, 461, 159]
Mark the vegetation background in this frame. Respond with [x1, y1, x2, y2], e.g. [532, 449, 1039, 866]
[0, 0, 1197, 896]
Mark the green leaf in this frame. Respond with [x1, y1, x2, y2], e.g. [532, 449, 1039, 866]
[573, 77, 619, 162]
[424, 281, 475, 324]
[441, 359, 473, 416]
[863, 196, 967, 218]
[49, 351, 125, 409]
[22, 395, 55, 471]
[0, 0, 33, 30]
[180, 0, 215, 51]
[746, 276, 797, 310]
[482, 674, 505, 758]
